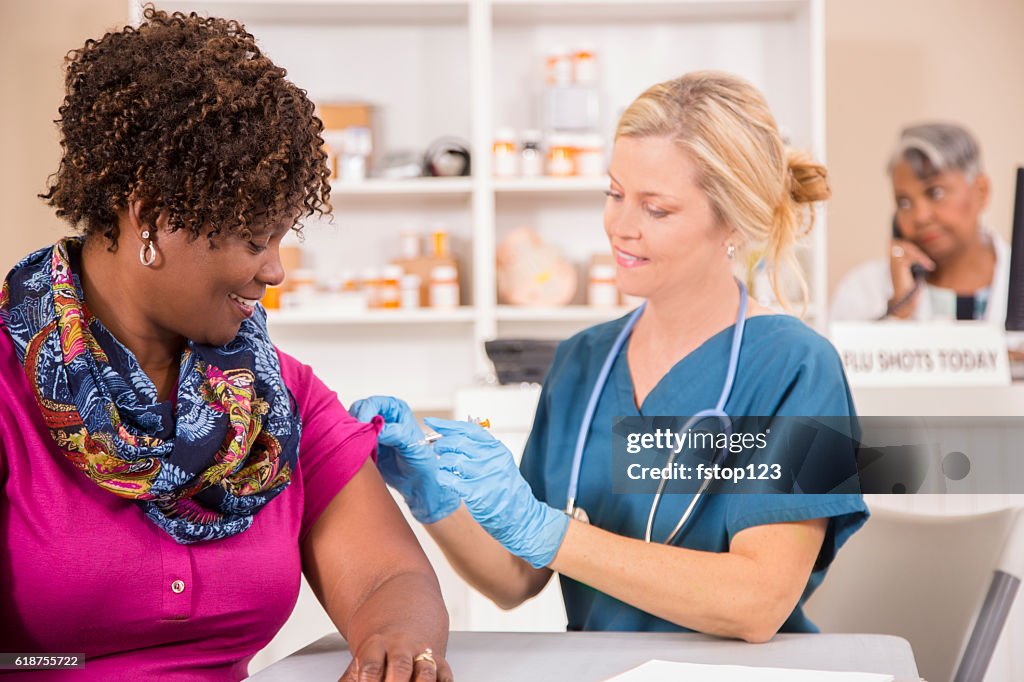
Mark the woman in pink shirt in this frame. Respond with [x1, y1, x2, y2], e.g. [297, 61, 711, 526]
[0, 7, 450, 681]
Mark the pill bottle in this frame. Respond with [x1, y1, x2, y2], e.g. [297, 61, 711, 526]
[399, 229, 421, 260]
[339, 269, 359, 292]
[545, 48, 572, 86]
[547, 134, 575, 177]
[493, 127, 519, 178]
[361, 267, 381, 308]
[400, 274, 422, 309]
[261, 286, 282, 310]
[575, 134, 606, 177]
[429, 265, 460, 309]
[430, 224, 450, 258]
[573, 46, 598, 85]
[520, 130, 544, 178]
[379, 265, 403, 309]
[588, 263, 619, 307]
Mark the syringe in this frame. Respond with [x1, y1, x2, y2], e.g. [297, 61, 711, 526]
[418, 416, 491, 446]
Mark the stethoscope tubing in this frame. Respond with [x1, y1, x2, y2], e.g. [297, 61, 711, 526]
[567, 279, 749, 545]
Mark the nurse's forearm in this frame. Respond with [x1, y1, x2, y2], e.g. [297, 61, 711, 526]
[426, 505, 553, 609]
[548, 518, 825, 642]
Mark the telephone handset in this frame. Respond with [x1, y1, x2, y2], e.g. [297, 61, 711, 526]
[882, 216, 927, 318]
[892, 216, 927, 280]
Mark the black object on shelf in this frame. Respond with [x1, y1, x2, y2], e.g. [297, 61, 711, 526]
[424, 136, 471, 177]
[485, 339, 560, 385]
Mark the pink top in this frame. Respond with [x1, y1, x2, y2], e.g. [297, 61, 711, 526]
[0, 324, 382, 680]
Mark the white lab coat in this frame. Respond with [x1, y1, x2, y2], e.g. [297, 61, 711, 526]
[829, 232, 1010, 323]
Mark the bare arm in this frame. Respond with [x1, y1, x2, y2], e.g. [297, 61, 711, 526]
[425, 505, 553, 610]
[549, 517, 828, 642]
[301, 459, 452, 681]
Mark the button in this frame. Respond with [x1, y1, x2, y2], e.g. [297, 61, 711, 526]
[171, 580, 185, 594]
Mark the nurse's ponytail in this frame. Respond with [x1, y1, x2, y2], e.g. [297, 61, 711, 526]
[616, 71, 830, 312]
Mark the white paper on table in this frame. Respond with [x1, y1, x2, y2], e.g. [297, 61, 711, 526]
[604, 659, 895, 682]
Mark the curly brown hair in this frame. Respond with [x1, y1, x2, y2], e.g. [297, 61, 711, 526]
[41, 5, 331, 246]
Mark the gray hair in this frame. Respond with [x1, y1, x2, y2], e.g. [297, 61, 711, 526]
[887, 122, 983, 180]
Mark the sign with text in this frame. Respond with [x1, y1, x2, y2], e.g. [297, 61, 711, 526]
[829, 322, 1011, 387]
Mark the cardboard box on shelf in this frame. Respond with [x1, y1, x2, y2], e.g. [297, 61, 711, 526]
[319, 102, 372, 130]
[391, 255, 459, 307]
[318, 102, 375, 180]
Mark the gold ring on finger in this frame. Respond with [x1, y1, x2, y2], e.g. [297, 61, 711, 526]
[413, 648, 436, 667]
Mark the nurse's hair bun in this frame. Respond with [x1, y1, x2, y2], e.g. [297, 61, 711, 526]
[786, 149, 831, 204]
[615, 70, 829, 312]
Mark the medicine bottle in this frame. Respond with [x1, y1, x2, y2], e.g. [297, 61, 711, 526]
[575, 134, 605, 177]
[429, 265, 460, 309]
[547, 134, 575, 177]
[430, 224, 450, 258]
[339, 269, 359, 292]
[361, 267, 381, 308]
[261, 286, 282, 310]
[588, 263, 619, 307]
[400, 274, 422, 309]
[545, 49, 572, 86]
[573, 46, 598, 85]
[379, 265, 403, 309]
[520, 130, 544, 178]
[399, 229, 420, 260]
[493, 127, 519, 178]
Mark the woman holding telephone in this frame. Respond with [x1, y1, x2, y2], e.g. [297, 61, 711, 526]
[831, 122, 1009, 322]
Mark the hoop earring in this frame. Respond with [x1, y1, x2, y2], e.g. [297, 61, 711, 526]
[726, 243, 736, 260]
[139, 230, 156, 266]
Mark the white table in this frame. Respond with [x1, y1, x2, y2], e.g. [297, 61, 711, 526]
[248, 631, 920, 682]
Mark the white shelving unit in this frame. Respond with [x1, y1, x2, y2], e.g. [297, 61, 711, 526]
[330, 177, 474, 198]
[129, 0, 827, 666]
[133, 0, 827, 414]
[493, 176, 609, 194]
[267, 306, 476, 325]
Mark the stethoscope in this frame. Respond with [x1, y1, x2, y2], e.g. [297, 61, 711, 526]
[564, 278, 748, 545]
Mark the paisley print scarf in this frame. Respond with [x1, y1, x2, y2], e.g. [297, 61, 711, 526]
[0, 238, 301, 543]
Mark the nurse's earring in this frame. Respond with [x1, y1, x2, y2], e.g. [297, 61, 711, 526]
[139, 230, 156, 267]
[726, 243, 736, 260]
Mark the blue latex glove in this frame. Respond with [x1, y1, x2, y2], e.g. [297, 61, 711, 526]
[349, 396, 460, 524]
[425, 417, 569, 569]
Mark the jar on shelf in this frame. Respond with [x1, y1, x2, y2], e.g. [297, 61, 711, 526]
[282, 268, 317, 309]
[261, 286, 282, 310]
[545, 48, 572, 86]
[400, 273, 422, 309]
[547, 134, 575, 177]
[572, 46, 598, 85]
[588, 263, 619, 307]
[429, 265, 460, 309]
[360, 267, 381, 308]
[493, 127, 519, 178]
[520, 129, 545, 178]
[339, 126, 372, 182]
[339, 269, 359, 292]
[399, 228, 421, 260]
[430, 224, 450, 258]
[289, 269, 317, 293]
[379, 265, 403, 309]
[575, 133, 605, 177]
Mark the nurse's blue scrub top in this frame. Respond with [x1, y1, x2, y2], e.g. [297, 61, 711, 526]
[520, 312, 868, 632]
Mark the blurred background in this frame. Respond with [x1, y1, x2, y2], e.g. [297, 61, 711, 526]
[3, 0, 1023, 292]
